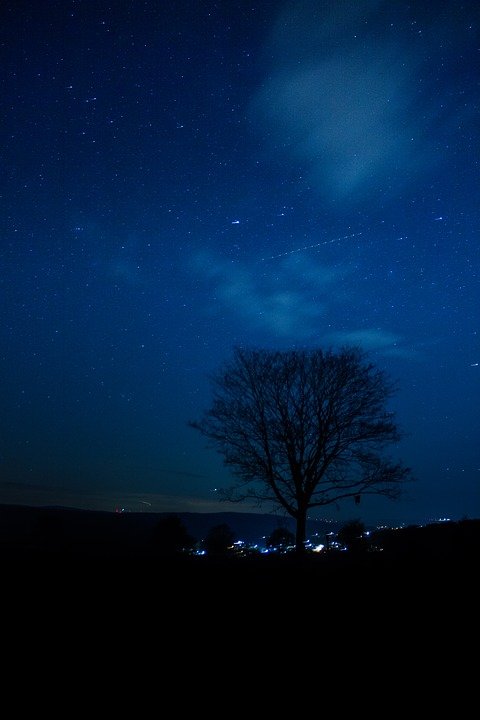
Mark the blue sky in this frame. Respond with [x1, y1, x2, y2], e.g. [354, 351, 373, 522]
[1, 0, 478, 524]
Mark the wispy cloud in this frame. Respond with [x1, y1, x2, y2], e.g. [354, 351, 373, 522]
[251, 0, 468, 202]
[326, 328, 410, 355]
[191, 249, 344, 340]
[192, 248, 414, 356]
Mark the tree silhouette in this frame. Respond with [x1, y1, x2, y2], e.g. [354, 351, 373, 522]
[266, 526, 295, 550]
[337, 519, 367, 553]
[191, 346, 411, 552]
[204, 523, 236, 556]
[153, 515, 195, 554]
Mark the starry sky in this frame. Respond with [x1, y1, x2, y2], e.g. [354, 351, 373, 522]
[1, 0, 478, 524]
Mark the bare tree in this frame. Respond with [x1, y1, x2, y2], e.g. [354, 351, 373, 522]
[191, 347, 412, 552]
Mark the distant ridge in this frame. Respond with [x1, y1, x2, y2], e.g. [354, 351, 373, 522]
[0, 503, 341, 546]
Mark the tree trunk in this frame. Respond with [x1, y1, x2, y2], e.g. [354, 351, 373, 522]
[295, 509, 307, 554]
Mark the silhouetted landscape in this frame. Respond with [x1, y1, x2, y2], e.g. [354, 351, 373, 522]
[2, 503, 478, 584]
[0, 503, 330, 550]
[2, 502, 478, 650]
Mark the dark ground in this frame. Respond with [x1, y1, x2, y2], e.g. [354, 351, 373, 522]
[2, 504, 475, 691]
[2, 504, 478, 648]
[1, 504, 478, 592]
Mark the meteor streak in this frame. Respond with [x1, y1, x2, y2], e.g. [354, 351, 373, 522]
[261, 232, 362, 261]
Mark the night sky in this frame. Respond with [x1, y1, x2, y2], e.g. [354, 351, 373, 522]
[1, 0, 478, 525]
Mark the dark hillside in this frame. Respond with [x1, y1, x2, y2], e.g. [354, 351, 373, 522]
[0, 503, 338, 551]
[1, 504, 478, 638]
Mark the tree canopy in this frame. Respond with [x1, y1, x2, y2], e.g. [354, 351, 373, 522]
[203, 523, 236, 556]
[153, 515, 195, 554]
[191, 346, 412, 551]
[337, 519, 367, 553]
[266, 526, 295, 549]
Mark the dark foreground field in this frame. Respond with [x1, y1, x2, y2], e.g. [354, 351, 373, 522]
[2, 515, 475, 691]
[3, 541, 478, 655]
[3, 504, 476, 685]
[1, 505, 478, 594]
[2, 504, 478, 634]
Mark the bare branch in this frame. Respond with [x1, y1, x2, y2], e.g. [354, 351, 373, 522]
[190, 346, 413, 550]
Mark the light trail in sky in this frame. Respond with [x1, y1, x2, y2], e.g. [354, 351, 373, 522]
[261, 232, 363, 261]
